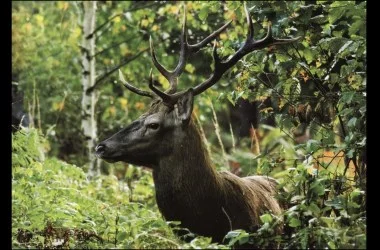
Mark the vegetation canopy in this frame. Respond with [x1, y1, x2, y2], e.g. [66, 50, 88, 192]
[12, 1, 366, 249]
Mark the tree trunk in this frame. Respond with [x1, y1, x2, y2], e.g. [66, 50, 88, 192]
[81, 1, 99, 177]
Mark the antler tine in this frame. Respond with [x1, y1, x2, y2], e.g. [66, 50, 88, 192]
[150, 4, 233, 97]
[119, 70, 154, 98]
[191, 3, 301, 96]
[150, 36, 172, 83]
[245, 4, 254, 42]
[149, 5, 189, 95]
[148, 69, 174, 103]
[168, 5, 189, 93]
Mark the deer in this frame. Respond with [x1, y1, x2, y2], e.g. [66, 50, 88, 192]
[95, 4, 300, 246]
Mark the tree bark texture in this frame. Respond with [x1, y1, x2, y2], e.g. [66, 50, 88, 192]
[81, 1, 99, 177]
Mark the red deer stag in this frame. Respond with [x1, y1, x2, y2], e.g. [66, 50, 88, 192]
[96, 4, 300, 245]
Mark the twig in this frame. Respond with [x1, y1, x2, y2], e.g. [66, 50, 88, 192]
[114, 213, 119, 247]
[229, 123, 236, 153]
[222, 206, 232, 231]
[93, 37, 140, 58]
[86, 48, 148, 94]
[194, 113, 212, 156]
[251, 125, 261, 155]
[210, 101, 228, 165]
[37, 95, 41, 130]
[88, 2, 160, 39]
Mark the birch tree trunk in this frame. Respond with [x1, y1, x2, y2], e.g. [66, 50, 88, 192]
[81, 1, 100, 177]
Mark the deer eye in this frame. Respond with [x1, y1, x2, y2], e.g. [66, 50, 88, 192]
[147, 123, 159, 130]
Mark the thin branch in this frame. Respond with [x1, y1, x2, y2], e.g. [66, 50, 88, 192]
[323, 150, 344, 169]
[256, 72, 342, 138]
[86, 48, 148, 94]
[93, 37, 141, 58]
[221, 207, 232, 231]
[89, 13, 123, 39]
[88, 2, 160, 39]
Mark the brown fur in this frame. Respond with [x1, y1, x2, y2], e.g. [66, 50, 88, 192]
[152, 117, 282, 243]
[97, 99, 283, 247]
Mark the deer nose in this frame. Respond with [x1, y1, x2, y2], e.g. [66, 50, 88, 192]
[95, 143, 106, 155]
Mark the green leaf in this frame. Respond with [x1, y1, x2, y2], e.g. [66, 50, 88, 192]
[328, 240, 336, 249]
[289, 217, 301, 227]
[306, 140, 321, 153]
[308, 203, 321, 215]
[117, 231, 128, 242]
[310, 181, 325, 196]
[347, 117, 357, 127]
[347, 201, 360, 209]
[260, 214, 273, 224]
[185, 63, 195, 74]
[303, 48, 316, 64]
[290, 195, 305, 203]
[357, 137, 366, 146]
[325, 198, 343, 209]
[199, 6, 209, 21]
[341, 92, 355, 104]
[328, 6, 346, 24]
[320, 217, 334, 227]
[349, 20, 365, 37]
[321, 129, 335, 145]
[309, 14, 327, 24]
[346, 149, 354, 158]
[337, 41, 353, 55]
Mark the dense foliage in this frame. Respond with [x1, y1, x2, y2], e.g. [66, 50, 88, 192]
[12, 1, 366, 249]
[12, 128, 228, 248]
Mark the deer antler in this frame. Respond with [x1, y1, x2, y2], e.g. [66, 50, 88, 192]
[121, 3, 301, 104]
[119, 70, 154, 98]
[149, 5, 232, 95]
[119, 5, 231, 101]
[190, 4, 301, 96]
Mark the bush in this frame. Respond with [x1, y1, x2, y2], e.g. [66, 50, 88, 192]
[12, 128, 199, 249]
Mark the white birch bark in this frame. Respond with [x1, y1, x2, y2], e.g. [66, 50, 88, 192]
[81, 1, 99, 177]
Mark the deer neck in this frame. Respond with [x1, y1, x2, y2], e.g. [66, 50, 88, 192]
[153, 119, 221, 200]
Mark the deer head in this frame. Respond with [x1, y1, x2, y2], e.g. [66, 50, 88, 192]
[95, 4, 300, 167]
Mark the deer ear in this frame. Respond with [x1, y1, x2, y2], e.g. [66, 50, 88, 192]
[176, 88, 194, 125]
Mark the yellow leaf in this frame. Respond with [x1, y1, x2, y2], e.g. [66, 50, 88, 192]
[158, 75, 169, 89]
[186, 2, 193, 9]
[141, 19, 149, 27]
[72, 27, 81, 38]
[103, 58, 111, 65]
[34, 162, 43, 172]
[291, 12, 299, 18]
[114, 16, 121, 23]
[185, 63, 195, 74]
[57, 2, 69, 11]
[134, 102, 145, 110]
[316, 59, 322, 68]
[52, 101, 65, 111]
[25, 168, 33, 177]
[348, 74, 355, 83]
[23, 23, 32, 33]
[63, 2, 69, 10]
[34, 14, 44, 27]
[262, 19, 269, 28]
[109, 106, 116, 116]
[225, 10, 236, 21]
[151, 25, 159, 31]
[119, 98, 128, 109]
[58, 102, 65, 111]
[169, 5, 179, 14]
[219, 33, 228, 40]
[278, 98, 285, 109]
